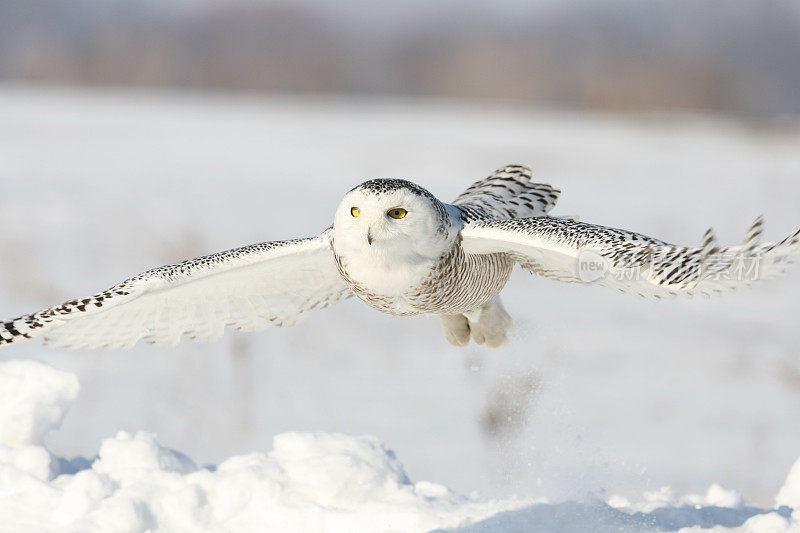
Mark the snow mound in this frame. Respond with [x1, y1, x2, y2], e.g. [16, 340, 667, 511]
[0, 360, 79, 447]
[93, 430, 198, 480]
[0, 360, 797, 533]
[0, 429, 528, 532]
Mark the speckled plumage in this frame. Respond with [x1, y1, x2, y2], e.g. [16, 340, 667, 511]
[0, 235, 349, 349]
[454, 164, 560, 223]
[335, 242, 514, 316]
[1, 164, 798, 349]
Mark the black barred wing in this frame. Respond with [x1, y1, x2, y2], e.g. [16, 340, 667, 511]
[0, 230, 351, 350]
[461, 216, 800, 299]
[454, 164, 561, 222]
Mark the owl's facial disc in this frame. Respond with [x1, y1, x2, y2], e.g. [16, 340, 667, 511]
[332, 180, 452, 263]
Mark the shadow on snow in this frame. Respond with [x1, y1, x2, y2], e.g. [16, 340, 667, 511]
[436, 499, 793, 533]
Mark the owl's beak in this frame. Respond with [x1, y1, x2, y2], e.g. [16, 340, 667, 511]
[367, 228, 373, 245]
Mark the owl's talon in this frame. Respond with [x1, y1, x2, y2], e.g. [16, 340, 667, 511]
[441, 314, 470, 347]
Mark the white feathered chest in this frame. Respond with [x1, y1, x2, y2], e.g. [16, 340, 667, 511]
[332, 240, 513, 316]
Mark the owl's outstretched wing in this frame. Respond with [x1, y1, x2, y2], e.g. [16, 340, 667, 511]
[461, 216, 800, 299]
[454, 164, 561, 222]
[0, 230, 351, 350]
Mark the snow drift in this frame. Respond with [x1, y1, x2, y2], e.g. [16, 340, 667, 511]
[0, 360, 797, 532]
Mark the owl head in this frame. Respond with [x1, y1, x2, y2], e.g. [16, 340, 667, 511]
[332, 179, 457, 264]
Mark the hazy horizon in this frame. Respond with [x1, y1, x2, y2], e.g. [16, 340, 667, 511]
[3, 0, 799, 118]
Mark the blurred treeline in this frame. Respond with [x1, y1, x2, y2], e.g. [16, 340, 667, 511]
[1, 0, 799, 117]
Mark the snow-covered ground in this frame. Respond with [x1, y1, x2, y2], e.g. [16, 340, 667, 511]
[0, 360, 798, 532]
[0, 85, 799, 531]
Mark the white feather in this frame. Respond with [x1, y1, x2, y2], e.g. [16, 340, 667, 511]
[2, 230, 350, 350]
[462, 217, 800, 300]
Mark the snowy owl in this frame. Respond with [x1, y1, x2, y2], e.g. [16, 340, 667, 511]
[1, 164, 799, 350]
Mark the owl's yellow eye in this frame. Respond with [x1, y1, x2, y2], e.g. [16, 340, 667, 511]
[388, 208, 407, 219]
[351, 207, 360, 217]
